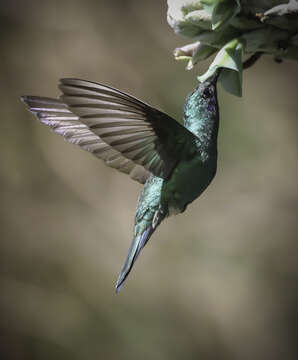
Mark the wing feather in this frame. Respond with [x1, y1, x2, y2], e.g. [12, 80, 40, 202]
[21, 96, 150, 184]
[59, 78, 197, 179]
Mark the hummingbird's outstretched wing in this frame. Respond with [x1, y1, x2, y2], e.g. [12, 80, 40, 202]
[59, 78, 197, 180]
[21, 96, 150, 184]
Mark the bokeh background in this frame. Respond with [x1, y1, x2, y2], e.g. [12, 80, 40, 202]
[1, 1, 298, 359]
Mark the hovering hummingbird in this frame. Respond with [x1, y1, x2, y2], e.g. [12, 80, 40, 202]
[21, 71, 220, 292]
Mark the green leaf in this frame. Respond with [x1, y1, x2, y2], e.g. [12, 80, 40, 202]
[185, 9, 212, 30]
[198, 38, 243, 96]
[242, 27, 288, 53]
[196, 24, 239, 47]
[229, 15, 264, 30]
[192, 43, 217, 63]
[213, 0, 240, 30]
[176, 20, 206, 37]
[200, 0, 240, 30]
[188, 43, 218, 69]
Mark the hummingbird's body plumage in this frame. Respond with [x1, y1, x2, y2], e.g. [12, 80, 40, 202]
[21, 73, 219, 292]
[116, 78, 219, 290]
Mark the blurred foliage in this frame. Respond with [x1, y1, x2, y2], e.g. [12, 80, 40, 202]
[1, 0, 298, 359]
[168, 0, 298, 95]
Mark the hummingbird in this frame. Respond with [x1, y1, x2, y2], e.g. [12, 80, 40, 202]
[21, 71, 220, 292]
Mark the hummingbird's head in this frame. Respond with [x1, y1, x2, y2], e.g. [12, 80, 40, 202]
[192, 72, 219, 114]
[197, 69, 220, 99]
[185, 69, 220, 127]
[198, 79, 217, 100]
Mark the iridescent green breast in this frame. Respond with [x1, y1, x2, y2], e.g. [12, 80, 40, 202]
[161, 153, 217, 215]
[161, 75, 220, 215]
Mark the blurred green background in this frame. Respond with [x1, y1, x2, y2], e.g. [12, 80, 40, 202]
[1, 1, 298, 359]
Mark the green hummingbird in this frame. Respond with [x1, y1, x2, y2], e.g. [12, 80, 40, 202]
[21, 71, 220, 292]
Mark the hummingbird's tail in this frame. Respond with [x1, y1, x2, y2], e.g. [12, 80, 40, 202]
[115, 225, 154, 293]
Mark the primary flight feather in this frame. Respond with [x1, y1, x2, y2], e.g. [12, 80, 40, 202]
[21, 72, 220, 292]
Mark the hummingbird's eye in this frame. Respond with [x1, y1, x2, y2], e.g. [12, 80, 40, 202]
[203, 87, 212, 98]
